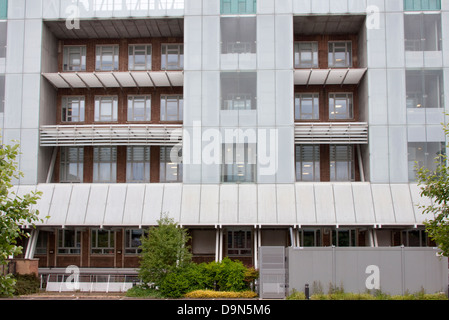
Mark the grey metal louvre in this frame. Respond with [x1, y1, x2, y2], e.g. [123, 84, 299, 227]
[24, 183, 431, 228]
[39, 124, 183, 146]
[295, 122, 368, 144]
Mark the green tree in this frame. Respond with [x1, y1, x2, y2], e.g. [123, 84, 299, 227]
[0, 142, 42, 297]
[415, 123, 449, 257]
[138, 214, 192, 288]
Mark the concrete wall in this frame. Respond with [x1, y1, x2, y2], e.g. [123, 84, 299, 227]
[285, 246, 448, 296]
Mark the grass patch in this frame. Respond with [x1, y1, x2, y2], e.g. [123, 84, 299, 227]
[286, 288, 448, 300]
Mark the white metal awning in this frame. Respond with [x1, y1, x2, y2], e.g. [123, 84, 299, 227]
[39, 124, 182, 146]
[294, 68, 367, 86]
[15, 183, 432, 228]
[295, 122, 368, 144]
[42, 71, 183, 89]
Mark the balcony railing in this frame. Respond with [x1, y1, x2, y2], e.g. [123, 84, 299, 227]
[295, 122, 368, 144]
[40, 124, 183, 147]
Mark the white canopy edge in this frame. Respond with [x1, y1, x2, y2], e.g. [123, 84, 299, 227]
[294, 68, 367, 86]
[42, 71, 183, 89]
[14, 182, 433, 228]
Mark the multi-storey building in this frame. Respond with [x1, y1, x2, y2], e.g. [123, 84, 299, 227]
[1, 0, 448, 275]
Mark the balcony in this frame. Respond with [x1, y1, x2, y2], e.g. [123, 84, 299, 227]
[39, 124, 182, 147]
[295, 122, 368, 144]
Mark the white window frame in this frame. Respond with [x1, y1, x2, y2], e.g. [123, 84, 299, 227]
[295, 93, 320, 120]
[128, 44, 152, 71]
[160, 146, 182, 183]
[328, 41, 352, 68]
[126, 146, 151, 183]
[93, 146, 117, 183]
[221, 143, 257, 183]
[95, 44, 119, 71]
[63, 45, 86, 71]
[329, 93, 353, 120]
[329, 144, 355, 182]
[127, 95, 151, 122]
[294, 41, 319, 68]
[62, 96, 85, 122]
[160, 95, 183, 122]
[161, 43, 184, 70]
[94, 96, 118, 122]
[295, 145, 320, 182]
[60, 146, 84, 183]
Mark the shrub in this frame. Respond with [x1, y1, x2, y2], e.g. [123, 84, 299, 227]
[13, 274, 40, 296]
[185, 290, 258, 299]
[286, 289, 306, 300]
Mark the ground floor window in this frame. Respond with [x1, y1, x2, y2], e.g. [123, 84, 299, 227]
[299, 228, 322, 247]
[58, 229, 81, 254]
[125, 229, 144, 254]
[332, 229, 357, 247]
[91, 229, 115, 254]
[227, 228, 252, 256]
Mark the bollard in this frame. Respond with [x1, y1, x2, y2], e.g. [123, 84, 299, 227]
[305, 283, 310, 300]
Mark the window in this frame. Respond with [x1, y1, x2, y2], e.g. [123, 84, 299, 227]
[160, 146, 182, 183]
[295, 93, 319, 120]
[328, 41, 352, 68]
[222, 143, 256, 183]
[294, 42, 319, 68]
[400, 229, 431, 247]
[407, 142, 445, 181]
[62, 96, 85, 122]
[127, 146, 150, 182]
[95, 96, 118, 122]
[221, 17, 257, 54]
[329, 93, 353, 120]
[404, 0, 441, 11]
[35, 231, 48, 255]
[221, 72, 257, 110]
[295, 145, 320, 182]
[406, 70, 444, 109]
[93, 147, 117, 183]
[330, 145, 355, 181]
[160, 95, 183, 121]
[221, 0, 257, 14]
[60, 147, 84, 183]
[91, 229, 114, 254]
[0, 21, 7, 58]
[161, 44, 183, 70]
[125, 229, 144, 254]
[0, 0, 7, 19]
[300, 229, 321, 247]
[58, 229, 81, 254]
[0, 75, 5, 113]
[128, 95, 151, 121]
[128, 44, 152, 70]
[227, 229, 252, 256]
[95, 45, 119, 71]
[63, 46, 86, 71]
[404, 14, 441, 51]
[331, 229, 357, 247]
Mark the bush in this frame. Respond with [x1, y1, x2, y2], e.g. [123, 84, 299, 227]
[12, 274, 40, 296]
[185, 290, 258, 299]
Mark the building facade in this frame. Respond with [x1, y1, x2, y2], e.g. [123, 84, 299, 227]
[1, 0, 448, 273]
